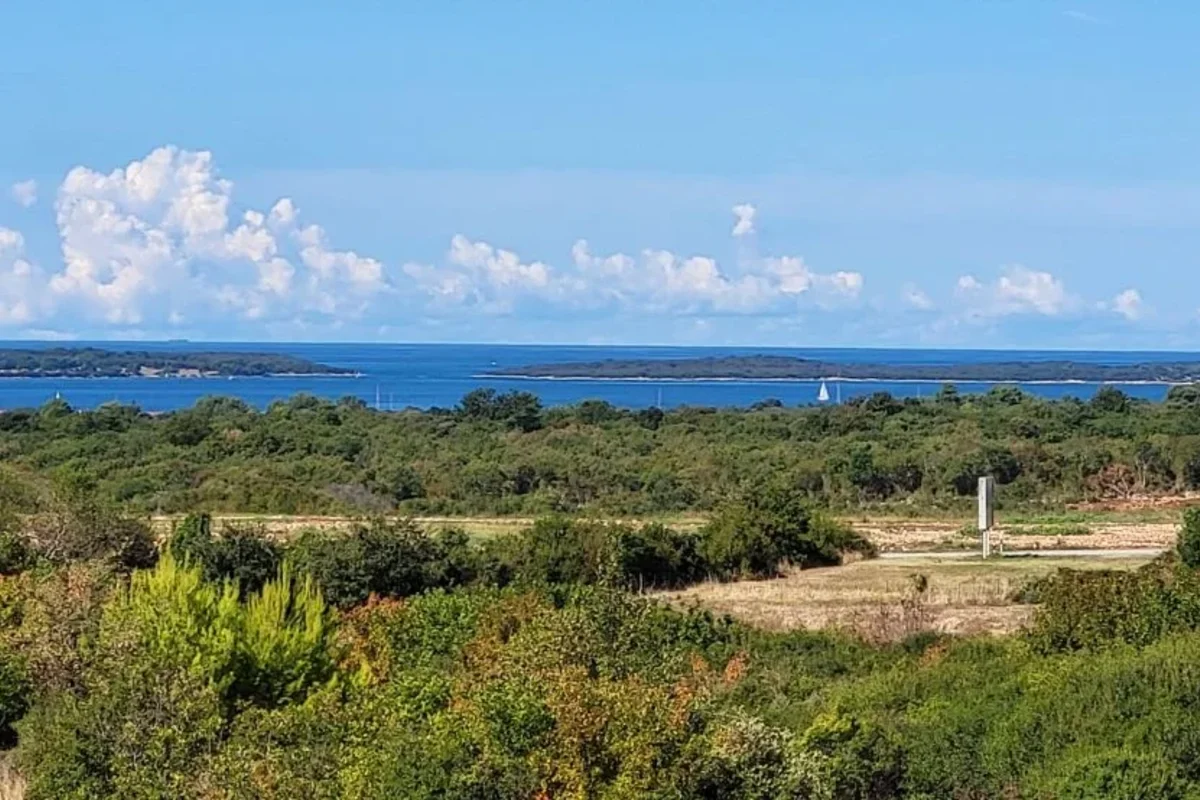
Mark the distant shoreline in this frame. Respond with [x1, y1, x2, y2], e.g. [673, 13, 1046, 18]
[0, 372, 361, 380]
[0, 347, 357, 379]
[477, 373, 1189, 386]
[486, 355, 1200, 384]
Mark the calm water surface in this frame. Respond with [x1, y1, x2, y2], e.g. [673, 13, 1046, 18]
[0, 342, 1191, 411]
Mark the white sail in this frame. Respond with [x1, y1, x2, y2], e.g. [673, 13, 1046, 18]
[817, 381, 830, 403]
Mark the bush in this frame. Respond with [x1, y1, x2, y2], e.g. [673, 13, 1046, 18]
[0, 530, 34, 575]
[289, 518, 479, 608]
[1036, 747, 1191, 800]
[0, 645, 29, 747]
[1178, 507, 1200, 569]
[613, 522, 706, 589]
[17, 556, 335, 797]
[486, 517, 614, 587]
[170, 514, 283, 595]
[22, 487, 157, 572]
[482, 518, 717, 590]
[702, 484, 872, 578]
[1028, 560, 1200, 652]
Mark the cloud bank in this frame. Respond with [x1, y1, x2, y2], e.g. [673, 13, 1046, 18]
[0, 145, 1152, 342]
[0, 147, 872, 336]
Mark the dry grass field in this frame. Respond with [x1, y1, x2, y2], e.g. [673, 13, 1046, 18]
[141, 514, 1166, 642]
[858, 519, 1177, 552]
[655, 554, 1152, 639]
[149, 513, 709, 540]
[149, 512, 1179, 552]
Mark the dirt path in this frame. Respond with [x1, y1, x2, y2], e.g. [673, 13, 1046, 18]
[878, 547, 1166, 560]
[857, 520, 1177, 552]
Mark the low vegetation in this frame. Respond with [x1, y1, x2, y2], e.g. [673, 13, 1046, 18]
[0, 496, 1197, 797]
[1, 390, 1200, 795]
[4, 384, 1200, 519]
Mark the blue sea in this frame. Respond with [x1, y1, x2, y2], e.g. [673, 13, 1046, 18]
[0, 342, 1194, 412]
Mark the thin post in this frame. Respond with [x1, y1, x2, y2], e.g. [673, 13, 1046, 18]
[978, 476, 995, 558]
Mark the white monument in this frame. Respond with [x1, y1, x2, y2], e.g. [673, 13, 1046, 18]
[978, 475, 995, 558]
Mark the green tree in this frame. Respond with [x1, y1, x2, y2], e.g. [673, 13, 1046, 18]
[702, 483, 869, 577]
[1178, 508, 1200, 569]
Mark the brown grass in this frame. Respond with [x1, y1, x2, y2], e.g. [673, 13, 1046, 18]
[655, 555, 1151, 638]
[841, 520, 1177, 553]
[0, 757, 23, 800]
[148, 512, 1178, 553]
[149, 514, 708, 541]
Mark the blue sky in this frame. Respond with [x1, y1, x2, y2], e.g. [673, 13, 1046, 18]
[1, 1, 1199, 348]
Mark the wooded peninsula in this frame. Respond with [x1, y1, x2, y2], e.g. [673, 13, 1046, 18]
[492, 353, 1200, 383]
[0, 347, 354, 378]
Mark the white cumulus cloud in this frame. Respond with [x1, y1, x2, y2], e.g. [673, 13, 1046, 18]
[43, 146, 393, 328]
[10, 180, 37, 208]
[405, 213, 864, 317]
[1111, 288, 1143, 321]
[0, 227, 46, 324]
[955, 266, 1070, 316]
[903, 284, 934, 310]
[731, 203, 757, 237]
[0, 144, 1150, 340]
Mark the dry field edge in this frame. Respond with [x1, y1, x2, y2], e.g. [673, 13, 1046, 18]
[148, 513, 1182, 553]
[144, 514, 1169, 639]
[656, 554, 1154, 638]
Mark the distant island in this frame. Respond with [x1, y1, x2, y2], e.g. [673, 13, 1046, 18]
[489, 354, 1200, 384]
[0, 348, 356, 378]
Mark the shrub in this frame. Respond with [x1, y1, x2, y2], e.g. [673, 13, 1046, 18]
[481, 518, 716, 590]
[683, 712, 796, 800]
[170, 514, 283, 594]
[0, 563, 117, 695]
[0, 531, 33, 576]
[288, 527, 371, 609]
[702, 484, 872, 578]
[489, 517, 615, 587]
[17, 556, 336, 797]
[289, 518, 479, 608]
[22, 487, 157, 571]
[1036, 747, 1190, 800]
[0, 645, 29, 747]
[613, 522, 705, 589]
[1028, 560, 1200, 653]
[1178, 507, 1200, 569]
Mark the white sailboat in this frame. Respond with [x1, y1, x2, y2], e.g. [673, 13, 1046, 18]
[817, 381, 830, 403]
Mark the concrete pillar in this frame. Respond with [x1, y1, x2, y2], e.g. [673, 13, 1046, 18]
[978, 476, 995, 558]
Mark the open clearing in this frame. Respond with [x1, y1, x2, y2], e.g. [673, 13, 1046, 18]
[857, 519, 1177, 552]
[149, 514, 707, 540]
[149, 512, 1180, 552]
[148, 513, 1168, 638]
[655, 554, 1152, 638]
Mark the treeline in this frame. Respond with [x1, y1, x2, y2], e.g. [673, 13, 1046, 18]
[0, 476, 871, 604]
[170, 488, 870, 605]
[496, 353, 1200, 382]
[5, 384, 1200, 516]
[0, 347, 350, 377]
[3, 490, 1200, 794]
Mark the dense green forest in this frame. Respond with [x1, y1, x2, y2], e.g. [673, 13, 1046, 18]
[0, 474, 1198, 796]
[495, 353, 1200, 382]
[4, 384, 1200, 516]
[0, 348, 351, 377]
